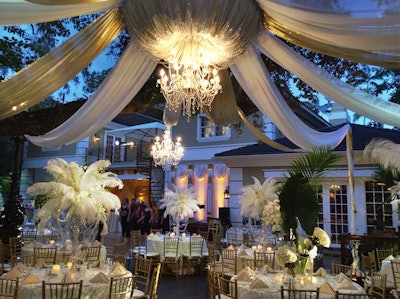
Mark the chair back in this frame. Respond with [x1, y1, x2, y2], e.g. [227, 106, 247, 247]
[131, 234, 146, 256]
[189, 237, 204, 257]
[331, 262, 351, 276]
[0, 278, 19, 298]
[391, 259, 400, 289]
[163, 237, 179, 258]
[221, 248, 237, 275]
[41, 280, 83, 299]
[134, 256, 152, 294]
[147, 263, 161, 299]
[34, 247, 57, 265]
[111, 240, 127, 265]
[207, 245, 220, 264]
[376, 248, 394, 269]
[216, 274, 238, 299]
[108, 275, 137, 299]
[85, 246, 101, 263]
[367, 271, 386, 299]
[334, 291, 368, 298]
[361, 253, 376, 276]
[253, 251, 275, 270]
[22, 230, 37, 244]
[207, 263, 218, 299]
[368, 251, 378, 272]
[8, 236, 22, 267]
[280, 286, 320, 299]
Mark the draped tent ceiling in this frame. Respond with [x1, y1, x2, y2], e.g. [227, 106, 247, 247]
[0, 0, 399, 151]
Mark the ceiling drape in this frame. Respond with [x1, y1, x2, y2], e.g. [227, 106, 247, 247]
[0, 0, 398, 150]
[25, 41, 157, 146]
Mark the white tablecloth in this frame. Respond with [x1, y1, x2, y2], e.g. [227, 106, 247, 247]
[146, 235, 208, 258]
[18, 267, 139, 299]
[380, 258, 400, 288]
[236, 272, 366, 299]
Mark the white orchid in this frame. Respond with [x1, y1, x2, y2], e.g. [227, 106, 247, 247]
[27, 158, 123, 234]
[160, 185, 200, 218]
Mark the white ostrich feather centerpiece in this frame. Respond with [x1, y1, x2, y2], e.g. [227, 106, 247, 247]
[27, 158, 123, 234]
[159, 185, 200, 218]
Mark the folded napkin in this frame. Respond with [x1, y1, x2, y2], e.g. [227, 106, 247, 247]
[319, 281, 335, 295]
[336, 272, 348, 283]
[385, 255, 395, 261]
[337, 277, 357, 290]
[61, 272, 77, 283]
[314, 267, 328, 277]
[40, 244, 49, 248]
[16, 263, 26, 273]
[21, 273, 41, 285]
[112, 262, 127, 277]
[233, 269, 252, 282]
[148, 233, 155, 238]
[90, 271, 109, 283]
[2, 267, 24, 279]
[226, 245, 235, 250]
[92, 240, 102, 247]
[249, 277, 268, 289]
[63, 243, 73, 252]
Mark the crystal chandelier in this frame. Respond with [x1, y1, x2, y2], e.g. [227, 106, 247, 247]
[156, 62, 222, 116]
[150, 128, 184, 169]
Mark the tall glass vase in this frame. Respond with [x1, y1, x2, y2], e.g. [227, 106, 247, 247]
[173, 213, 181, 236]
[297, 255, 312, 275]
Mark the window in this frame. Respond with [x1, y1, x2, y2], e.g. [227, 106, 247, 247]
[365, 181, 393, 234]
[197, 114, 230, 142]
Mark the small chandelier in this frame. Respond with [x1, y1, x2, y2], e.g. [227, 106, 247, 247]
[150, 128, 184, 169]
[156, 62, 222, 116]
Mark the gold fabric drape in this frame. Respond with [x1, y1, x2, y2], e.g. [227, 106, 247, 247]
[0, 8, 124, 120]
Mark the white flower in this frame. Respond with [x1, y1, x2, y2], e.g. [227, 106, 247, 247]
[276, 245, 298, 267]
[312, 227, 331, 248]
[160, 185, 200, 218]
[27, 158, 123, 234]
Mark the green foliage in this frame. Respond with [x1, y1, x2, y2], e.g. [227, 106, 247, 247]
[279, 147, 340, 236]
[372, 166, 400, 190]
[0, 177, 11, 200]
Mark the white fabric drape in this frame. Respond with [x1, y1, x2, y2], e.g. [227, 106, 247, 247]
[0, 0, 121, 25]
[193, 164, 208, 221]
[25, 42, 157, 146]
[257, 0, 400, 59]
[230, 44, 350, 151]
[0, 8, 123, 119]
[255, 32, 400, 128]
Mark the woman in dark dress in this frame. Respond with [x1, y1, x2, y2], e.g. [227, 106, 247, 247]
[119, 198, 130, 238]
[141, 201, 153, 235]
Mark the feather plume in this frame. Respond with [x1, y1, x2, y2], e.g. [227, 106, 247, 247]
[364, 138, 400, 173]
[27, 158, 123, 234]
[160, 185, 200, 218]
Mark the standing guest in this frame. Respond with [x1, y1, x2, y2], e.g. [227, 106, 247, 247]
[119, 198, 130, 238]
[128, 198, 144, 232]
[141, 201, 154, 235]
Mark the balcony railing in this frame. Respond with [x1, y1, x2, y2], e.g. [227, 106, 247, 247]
[87, 146, 151, 167]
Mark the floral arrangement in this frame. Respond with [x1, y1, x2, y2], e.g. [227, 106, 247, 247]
[27, 158, 123, 234]
[239, 177, 281, 232]
[159, 185, 200, 218]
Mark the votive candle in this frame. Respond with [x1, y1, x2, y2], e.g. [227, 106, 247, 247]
[66, 262, 73, 271]
[51, 264, 60, 275]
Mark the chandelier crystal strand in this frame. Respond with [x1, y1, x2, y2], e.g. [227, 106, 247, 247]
[150, 128, 184, 169]
[156, 62, 222, 116]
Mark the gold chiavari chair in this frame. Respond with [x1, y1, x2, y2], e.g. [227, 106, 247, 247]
[8, 236, 22, 267]
[109, 239, 127, 266]
[34, 247, 57, 265]
[108, 275, 137, 299]
[361, 253, 376, 277]
[147, 263, 162, 299]
[365, 271, 387, 299]
[41, 280, 83, 299]
[368, 251, 378, 273]
[334, 291, 368, 299]
[391, 259, 400, 291]
[21, 230, 37, 244]
[221, 247, 237, 276]
[134, 256, 153, 295]
[85, 246, 101, 263]
[183, 236, 204, 275]
[161, 236, 180, 278]
[0, 278, 19, 298]
[207, 263, 219, 299]
[375, 248, 394, 270]
[280, 286, 320, 299]
[0, 241, 12, 274]
[331, 262, 352, 276]
[216, 274, 238, 299]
